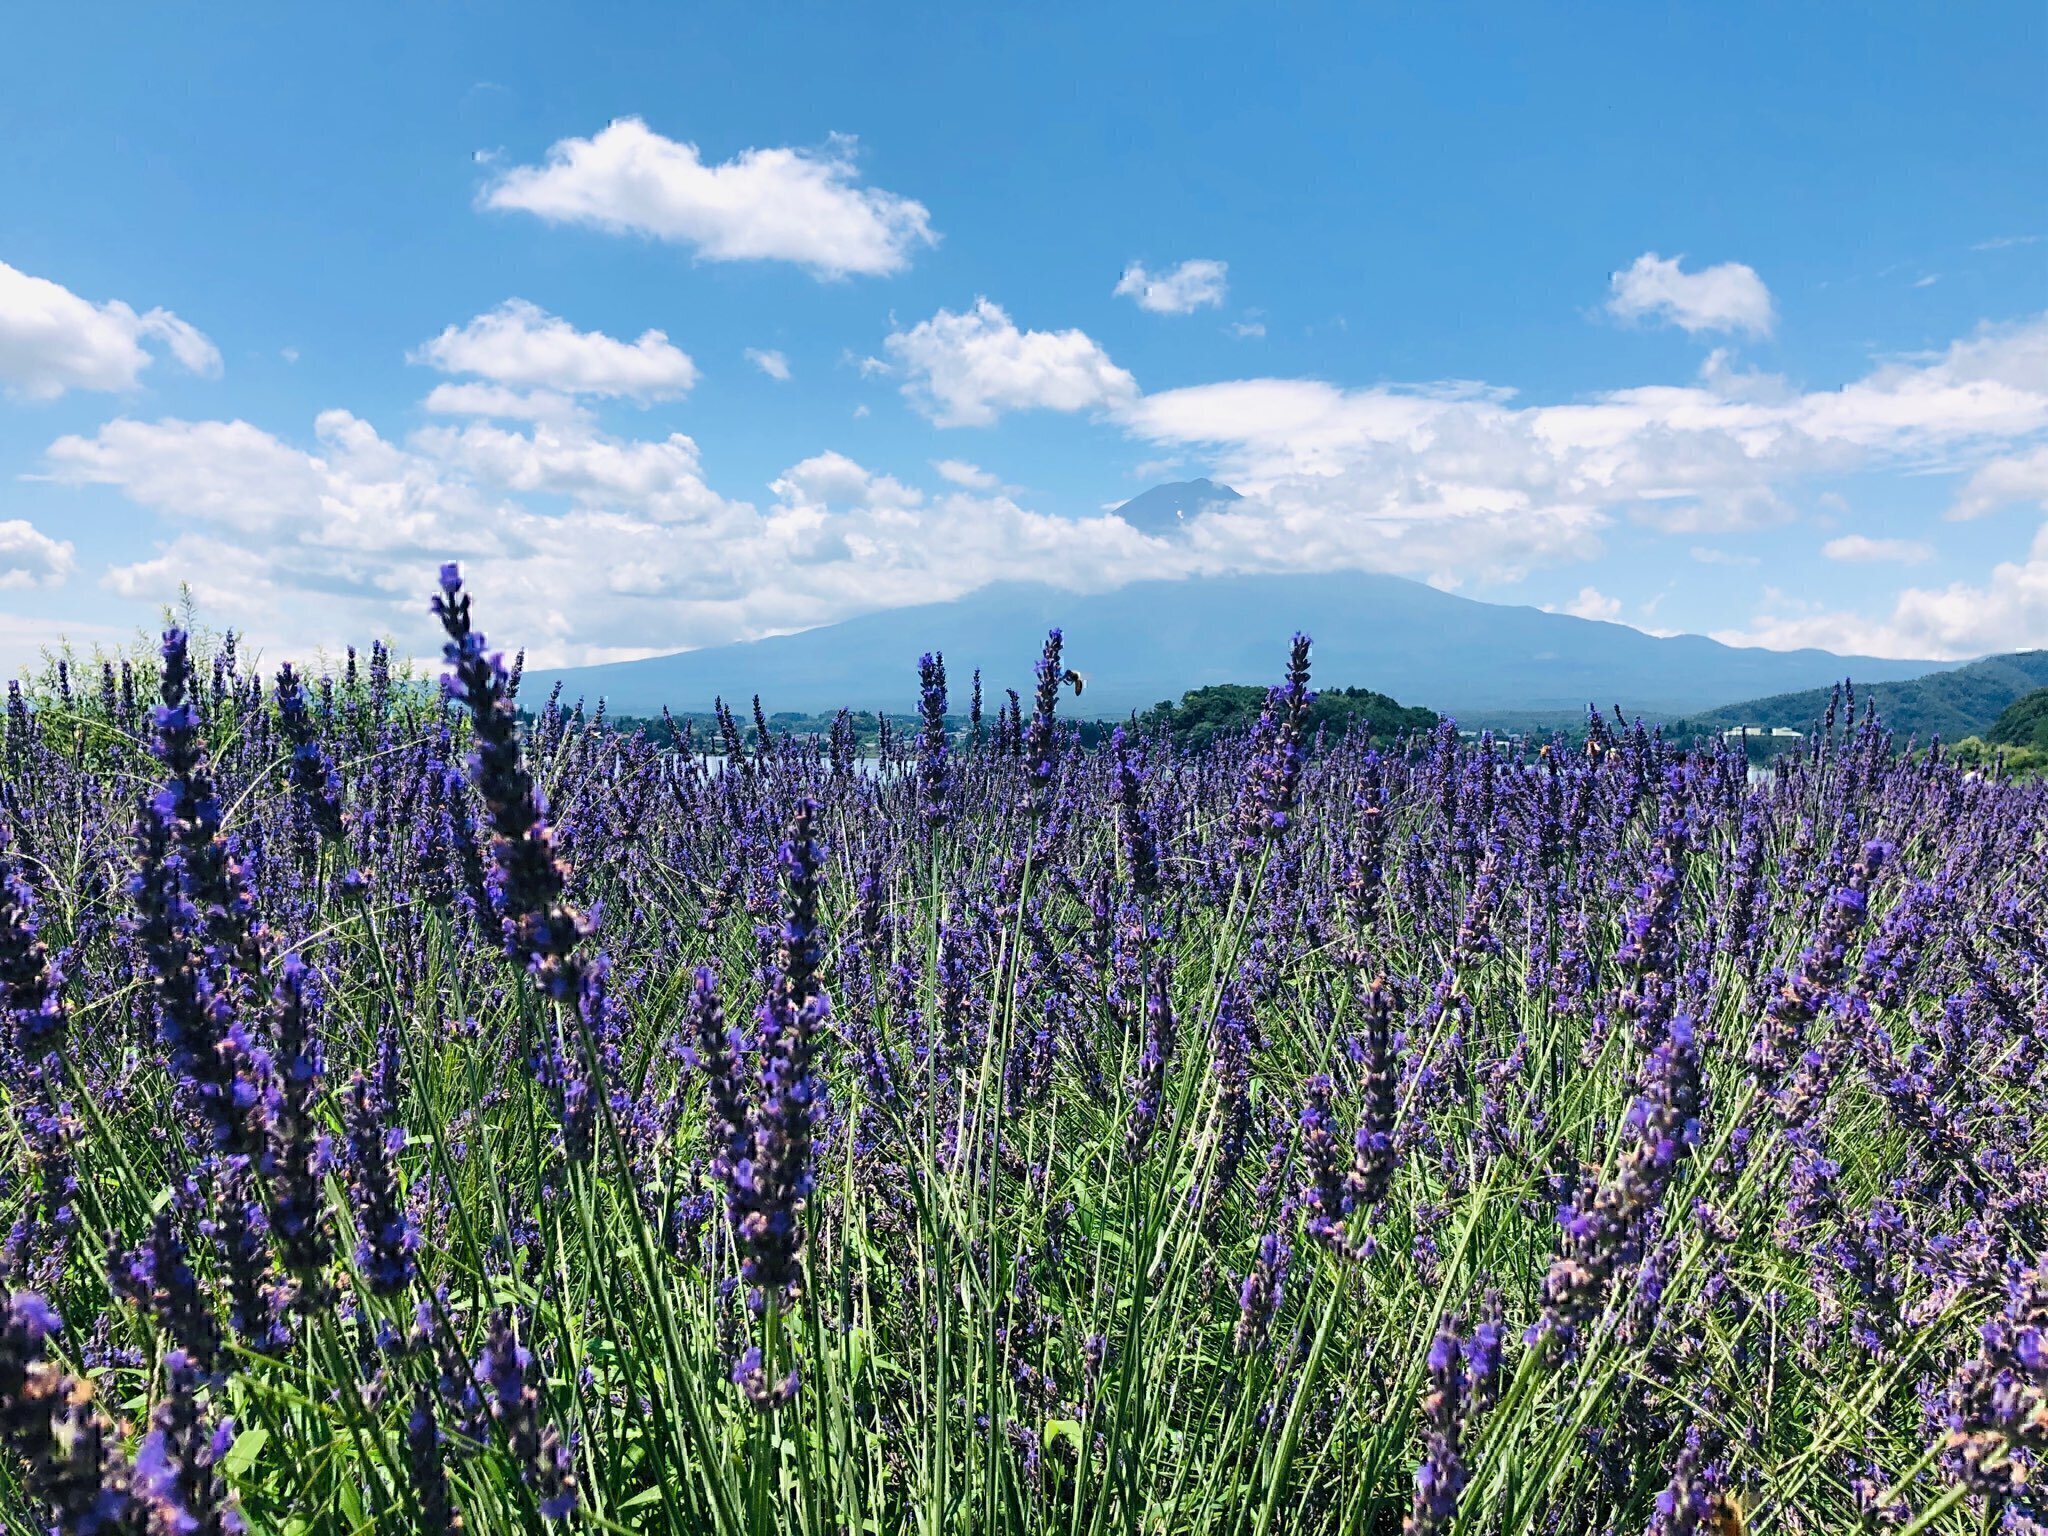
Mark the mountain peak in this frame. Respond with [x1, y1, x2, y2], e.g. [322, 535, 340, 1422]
[1113, 479, 1243, 535]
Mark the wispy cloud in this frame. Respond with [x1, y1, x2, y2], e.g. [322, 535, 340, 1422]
[1822, 534, 1934, 564]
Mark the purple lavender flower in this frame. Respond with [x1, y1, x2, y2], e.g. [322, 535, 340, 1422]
[343, 1070, 418, 1297]
[432, 566, 589, 1001]
[724, 798, 831, 1400]
[1298, 1076, 1362, 1258]
[1125, 959, 1177, 1163]
[0, 829, 80, 1280]
[273, 663, 346, 845]
[0, 825, 67, 1061]
[475, 1311, 577, 1520]
[1235, 1232, 1290, 1355]
[1351, 976, 1399, 1210]
[685, 965, 750, 1182]
[1233, 634, 1314, 859]
[134, 1348, 243, 1536]
[1201, 985, 1254, 1219]
[1647, 1425, 1731, 1536]
[0, 1292, 144, 1533]
[112, 1211, 223, 1373]
[1531, 1015, 1703, 1359]
[916, 652, 951, 830]
[406, 1386, 459, 1534]
[1943, 1259, 2048, 1515]
[1748, 839, 1890, 1090]
[258, 953, 331, 1297]
[1405, 1322, 1469, 1534]
[1111, 726, 1162, 900]
[127, 629, 267, 1157]
[1023, 630, 1063, 822]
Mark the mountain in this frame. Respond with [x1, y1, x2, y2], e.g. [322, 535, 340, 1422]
[1111, 478, 1242, 535]
[528, 570, 1952, 723]
[1986, 687, 2048, 750]
[1675, 653, 2048, 741]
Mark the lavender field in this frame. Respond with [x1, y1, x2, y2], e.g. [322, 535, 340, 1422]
[0, 564, 2041, 1534]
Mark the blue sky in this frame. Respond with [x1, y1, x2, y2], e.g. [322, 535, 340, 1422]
[1, 0, 2044, 676]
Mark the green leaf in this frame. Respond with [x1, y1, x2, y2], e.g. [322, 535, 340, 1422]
[222, 1425, 269, 1477]
[1045, 1418, 1084, 1455]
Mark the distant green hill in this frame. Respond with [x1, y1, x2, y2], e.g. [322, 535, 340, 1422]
[1139, 683, 1438, 751]
[1988, 688, 2048, 751]
[1670, 651, 2048, 743]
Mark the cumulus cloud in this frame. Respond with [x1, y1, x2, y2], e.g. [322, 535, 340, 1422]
[884, 299, 1138, 427]
[0, 259, 221, 400]
[1114, 259, 1229, 315]
[770, 450, 921, 512]
[37, 306, 2048, 666]
[483, 118, 935, 279]
[1951, 445, 2048, 519]
[1550, 586, 1622, 622]
[745, 347, 791, 381]
[412, 300, 697, 399]
[45, 417, 329, 532]
[932, 458, 999, 490]
[421, 383, 590, 423]
[41, 411, 1162, 666]
[1606, 252, 1775, 338]
[1117, 315, 2048, 589]
[1717, 522, 2048, 659]
[1822, 534, 1934, 564]
[0, 520, 75, 589]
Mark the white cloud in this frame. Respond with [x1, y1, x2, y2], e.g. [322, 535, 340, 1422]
[1717, 521, 2048, 659]
[411, 300, 697, 399]
[770, 450, 921, 512]
[745, 347, 791, 381]
[412, 419, 729, 523]
[1606, 252, 1775, 338]
[1822, 534, 1934, 564]
[1118, 315, 2048, 590]
[0, 520, 75, 589]
[1114, 259, 1229, 315]
[35, 303, 2048, 670]
[884, 299, 1138, 427]
[421, 382, 590, 423]
[0, 259, 221, 400]
[483, 118, 935, 279]
[1951, 445, 2048, 519]
[1690, 546, 1761, 567]
[44, 418, 328, 531]
[932, 458, 999, 490]
[1228, 319, 1267, 339]
[40, 411, 1164, 667]
[1551, 586, 1622, 622]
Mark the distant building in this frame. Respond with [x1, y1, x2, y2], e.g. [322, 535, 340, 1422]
[1722, 725, 1806, 753]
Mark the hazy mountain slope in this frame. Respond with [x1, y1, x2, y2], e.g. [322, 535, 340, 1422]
[529, 571, 1951, 721]
[1680, 652, 2048, 740]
